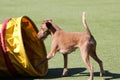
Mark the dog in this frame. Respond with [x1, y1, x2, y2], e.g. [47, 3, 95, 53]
[37, 12, 104, 80]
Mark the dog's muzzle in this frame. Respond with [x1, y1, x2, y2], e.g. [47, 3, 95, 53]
[37, 33, 48, 40]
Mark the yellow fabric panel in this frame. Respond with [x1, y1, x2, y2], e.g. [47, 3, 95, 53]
[0, 16, 48, 76]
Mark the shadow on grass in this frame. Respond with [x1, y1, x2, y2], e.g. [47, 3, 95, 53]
[103, 71, 120, 80]
[40, 69, 120, 80]
[0, 69, 120, 80]
[44, 67, 86, 79]
[92, 70, 120, 80]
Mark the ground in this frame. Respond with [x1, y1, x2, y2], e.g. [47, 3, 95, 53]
[0, 0, 120, 80]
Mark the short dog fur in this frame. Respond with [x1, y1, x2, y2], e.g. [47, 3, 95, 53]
[37, 12, 104, 80]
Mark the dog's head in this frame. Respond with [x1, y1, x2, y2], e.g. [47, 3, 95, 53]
[37, 19, 52, 40]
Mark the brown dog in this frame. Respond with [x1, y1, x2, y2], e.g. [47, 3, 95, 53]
[37, 12, 104, 80]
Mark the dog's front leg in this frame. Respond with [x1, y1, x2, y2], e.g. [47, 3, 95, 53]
[46, 41, 58, 60]
[36, 43, 57, 68]
[36, 52, 57, 69]
[62, 54, 68, 76]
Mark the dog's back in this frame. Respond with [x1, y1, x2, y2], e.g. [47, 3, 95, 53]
[52, 29, 95, 54]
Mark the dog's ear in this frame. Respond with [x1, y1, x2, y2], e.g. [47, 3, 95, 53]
[46, 21, 56, 33]
[46, 22, 52, 29]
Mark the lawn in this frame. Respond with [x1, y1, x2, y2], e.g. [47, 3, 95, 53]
[0, 0, 120, 80]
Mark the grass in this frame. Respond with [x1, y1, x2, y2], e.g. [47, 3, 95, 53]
[0, 0, 120, 80]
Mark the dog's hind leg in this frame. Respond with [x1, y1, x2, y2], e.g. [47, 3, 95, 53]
[80, 46, 93, 80]
[89, 51, 104, 77]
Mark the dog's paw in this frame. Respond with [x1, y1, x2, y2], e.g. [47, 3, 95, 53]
[100, 71, 105, 77]
[62, 69, 68, 76]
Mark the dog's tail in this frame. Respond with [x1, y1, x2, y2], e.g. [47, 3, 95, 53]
[82, 12, 91, 35]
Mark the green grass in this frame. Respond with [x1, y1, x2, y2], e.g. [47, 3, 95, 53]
[0, 0, 120, 80]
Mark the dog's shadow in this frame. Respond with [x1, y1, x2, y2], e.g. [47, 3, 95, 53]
[101, 71, 120, 80]
[44, 67, 86, 78]
[0, 68, 120, 80]
[92, 71, 120, 80]
[43, 68, 120, 80]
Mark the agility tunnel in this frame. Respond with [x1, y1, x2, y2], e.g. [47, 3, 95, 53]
[0, 16, 48, 77]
